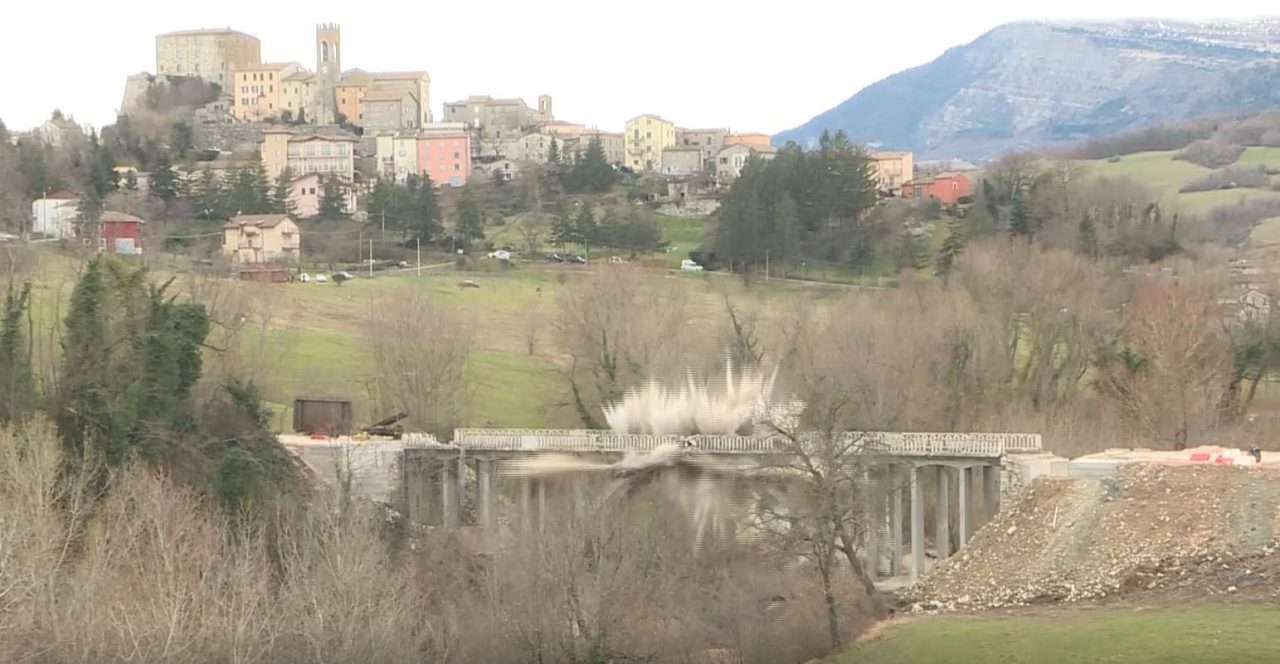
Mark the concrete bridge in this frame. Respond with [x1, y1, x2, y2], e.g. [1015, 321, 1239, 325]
[283, 429, 1042, 585]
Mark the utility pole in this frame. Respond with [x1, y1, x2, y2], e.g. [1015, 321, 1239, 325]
[765, 248, 770, 283]
[368, 239, 373, 277]
[381, 209, 385, 242]
[416, 236, 421, 276]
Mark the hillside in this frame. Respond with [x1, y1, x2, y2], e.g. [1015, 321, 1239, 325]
[775, 18, 1280, 160]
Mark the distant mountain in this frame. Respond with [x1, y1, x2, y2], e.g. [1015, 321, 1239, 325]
[774, 18, 1280, 161]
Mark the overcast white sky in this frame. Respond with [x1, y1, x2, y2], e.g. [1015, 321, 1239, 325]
[1, 1, 1276, 134]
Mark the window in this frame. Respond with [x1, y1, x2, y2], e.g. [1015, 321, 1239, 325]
[453, 151, 459, 159]
[269, 85, 274, 93]
[453, 164, 460, 171]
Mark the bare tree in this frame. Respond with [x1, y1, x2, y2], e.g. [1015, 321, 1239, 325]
[368, 291, 473, 436]
[555, 266, 689, 427]
[1096, 281, 1232, 448]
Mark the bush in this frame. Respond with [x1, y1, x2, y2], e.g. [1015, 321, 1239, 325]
[1178, 165, 1272, 193]
[1174, 139, 1246, 169]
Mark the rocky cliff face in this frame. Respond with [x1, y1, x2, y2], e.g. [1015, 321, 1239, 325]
[775, 19, 1280, 160]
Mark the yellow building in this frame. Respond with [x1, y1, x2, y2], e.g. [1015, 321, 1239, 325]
[870, 151, 914, 196]
[261, 128, 358, 182]
[624, 114, 676, 172]
[279, 71, 319, 123]
[334, 70, 431, 128]
[156, 28, 261, 89]
[231, 62, 302, 122]
[222, 214, 301, 264]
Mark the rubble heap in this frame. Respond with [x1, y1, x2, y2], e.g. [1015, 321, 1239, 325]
[908, 465, 1280, 611]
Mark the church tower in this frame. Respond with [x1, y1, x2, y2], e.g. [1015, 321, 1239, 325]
[315, 24, 341, 124]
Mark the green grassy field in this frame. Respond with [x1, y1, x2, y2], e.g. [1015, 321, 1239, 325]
[1251, 217, 1280, 245]
[1080, 149, 1280, 214]
[832, 603, 1280, 664]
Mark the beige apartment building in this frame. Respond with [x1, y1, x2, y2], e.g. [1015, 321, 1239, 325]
[222, 214, 301, 264]
[231, 62, 302, 121]
[363, 88, 420, 132]
[716, 143, 777, 186]
[261, 128, 357, 182]
[156, 28, 261, 89]
[625, 114, 677, 172]
[279, 71, 319, 122]
[871, 151, 914, 196]
[561, 131, 624, 166]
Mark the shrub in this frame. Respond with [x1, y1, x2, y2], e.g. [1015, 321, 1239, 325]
[1174, 139, 1246, 169]
[1178, 165, 1272, 193]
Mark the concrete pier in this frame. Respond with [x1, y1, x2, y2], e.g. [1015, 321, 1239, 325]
[889, 469, 903, 576]
[910, 465, 925, 583]
[958, 466, 972, 546]
[935, 466, 951, 559]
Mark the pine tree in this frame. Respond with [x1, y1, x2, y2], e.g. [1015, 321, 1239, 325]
[574, 205, 599, 258]
[1077, 214, 1099, 258]
[149, 155, 178, 202]
[409, 176, 443, 242]
[455, 184, 486, 249]
[936, 216, 968, 280]
[56, 257, 109, 461]
[551, 201, 577, 251]
[898, 227, 931, 272]
[318, 174, 350, 220]
[1008, 184, 1034, 239]
[0, 282, 36, 423]
[547, 137, 560, 167]
[565, 137, 616, 193]
[194, 168, 227, 220]
[250, 162, 272, 213]
[272, 167, 297, 216]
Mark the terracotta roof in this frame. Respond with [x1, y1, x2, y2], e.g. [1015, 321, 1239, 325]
[283, 71, 314, 82]
[43, 190, 76, 200]
[100, 211, 145, 224]
[225, 214, 294, 229]
[720, 143, 776, 155]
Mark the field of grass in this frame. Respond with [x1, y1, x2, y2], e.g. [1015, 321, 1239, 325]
[1251, 217, 1280, 246]
[831, 603, 1280, 664]
[1080, 149, 1280, 214]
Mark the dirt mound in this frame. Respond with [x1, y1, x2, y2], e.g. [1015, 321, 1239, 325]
[908, 465, 1280, 610]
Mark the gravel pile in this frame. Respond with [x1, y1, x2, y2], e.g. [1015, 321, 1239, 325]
[906, 465, 1280, 611]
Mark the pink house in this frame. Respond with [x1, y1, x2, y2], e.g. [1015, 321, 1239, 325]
[288, 173, 357, 219]
[416, 131, 471, 187]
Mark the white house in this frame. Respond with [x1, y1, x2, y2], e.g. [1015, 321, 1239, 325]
[31, 191, 79, 238]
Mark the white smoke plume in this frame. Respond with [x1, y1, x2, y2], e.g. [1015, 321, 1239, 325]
[602, 361, 782, 437]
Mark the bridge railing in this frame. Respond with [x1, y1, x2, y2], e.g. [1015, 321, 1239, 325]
[453, 428, 1041, 457]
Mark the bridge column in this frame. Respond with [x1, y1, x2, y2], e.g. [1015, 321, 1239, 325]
[935, 466, 951, 560]
[958, 466, 973, 546]
[983, 463, 1000, 521]
[910, 465, 925, 583]
[441, 460, 459, 528]
[889, 467, 903, 576]
[862, 467, 880, 579]
[537, 478, 548, 534]
[519, 477, 532, 531]
[478, 459, 494, 530]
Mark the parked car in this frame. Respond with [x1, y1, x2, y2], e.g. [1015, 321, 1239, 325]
[333, 271, 355, 281]
[397, 260, 411, 268]
[299, 273, 312, 283]
[488, 250, 512, 261]
[313, 274, 329, 283]
[546, 253, 565, 263]
[567, 255, 587, 265]
[681, 259, 704, 272]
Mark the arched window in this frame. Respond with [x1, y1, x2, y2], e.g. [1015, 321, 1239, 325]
[320, 41, 330, 63]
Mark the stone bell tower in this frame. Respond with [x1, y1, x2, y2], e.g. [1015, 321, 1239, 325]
[315, 23, 341, 124]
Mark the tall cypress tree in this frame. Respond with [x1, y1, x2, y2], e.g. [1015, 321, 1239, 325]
[409, 176, 443, 242]
[1008, 184, 1034, 239]
[56, 258, 109, 461]
[936, 216, 968, 280]
[455, 184, 486, 249]
[318, 174, 350, 220]
[272, 167, 297, 216]
[0, 282, 36, 423]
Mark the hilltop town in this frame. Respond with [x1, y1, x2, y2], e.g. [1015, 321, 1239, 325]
[13, 23, 972, 258]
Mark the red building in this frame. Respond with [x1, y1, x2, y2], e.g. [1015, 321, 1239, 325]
[99, 211, 145, 255]
[902, 172, 971, 205]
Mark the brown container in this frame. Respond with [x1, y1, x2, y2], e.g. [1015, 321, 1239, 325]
[293, 396, 354, 435]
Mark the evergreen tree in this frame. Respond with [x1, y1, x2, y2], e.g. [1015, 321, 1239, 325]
[170, 122, 193, 158]
[77, 132, 116, 232]
[56, 258, 109, 462]
[547, 137, 560, 166]
[0, 282, 36, 423]
[272, 167, 297, 216]
[982, 178, 999, 222]
[227, 166, 257, 216]
[565, 137, 616, 193]
[318, 174, 350, 220]
[455, 184, 486, 249]
[250, 162, 272, 213]
[1008, 184, 1035, 239]
[149, 155, 178, 202]
[898, 227, 931, 273]
[413, 176, 443, 241]
[194, 168, 227, 220]
[574, 205, 599, 258]
[294, 107, 307, 125]
[124, 170, 139, 191]
[936, 216, 968, 280]
[551, 201, 577, 251]
[1078, 214, 1100, 258]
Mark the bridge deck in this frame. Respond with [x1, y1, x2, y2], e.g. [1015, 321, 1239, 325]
[411, 429, 1042, 457]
